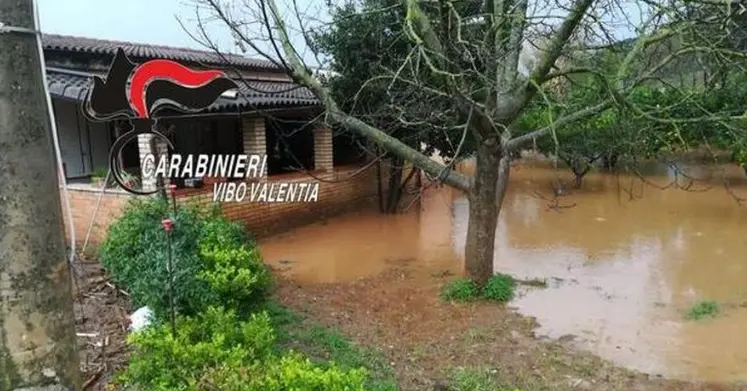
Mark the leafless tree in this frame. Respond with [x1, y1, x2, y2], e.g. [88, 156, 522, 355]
[188, 0, 747, 285]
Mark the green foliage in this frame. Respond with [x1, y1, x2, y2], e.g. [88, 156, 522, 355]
[481, 274, 516, 303]
[517, 41, 747, 175]
[91, 166, 107, 178]
[117, 306, 368, 391]
[198, 224, 270, 312]
[451, 368, 523, 391]
[686, 300, 720, 320]
[441, 275, 516, 303]
[270, 305, 399, 391]
[248, 353, 368, 391]
[312, 0, 478, 159]
[104, 198, 384, 390]
[98, 198, 266, 318]
[440, 278, 479, 302]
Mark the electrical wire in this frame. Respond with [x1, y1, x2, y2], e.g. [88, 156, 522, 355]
[32, 0, 77, 264]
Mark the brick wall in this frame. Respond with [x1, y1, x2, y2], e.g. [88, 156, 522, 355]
[177, 164, 389, 237]
[61, 162, 397, 244]
[61, 185, 138, 248]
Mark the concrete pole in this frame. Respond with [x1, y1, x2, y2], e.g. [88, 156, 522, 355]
[0, 0, 82, 389]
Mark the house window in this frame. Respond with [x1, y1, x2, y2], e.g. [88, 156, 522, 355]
[202, 119, 243, 155]
[333, 130, 368, 166]
[265, 118, 314, 175]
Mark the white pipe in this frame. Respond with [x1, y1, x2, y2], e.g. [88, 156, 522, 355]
[32, 0, 77, 264]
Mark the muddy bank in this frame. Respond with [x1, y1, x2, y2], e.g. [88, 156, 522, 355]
[273, 266, 744, 391]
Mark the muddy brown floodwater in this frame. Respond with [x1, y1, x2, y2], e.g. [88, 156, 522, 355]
[261, 162, 747, 384]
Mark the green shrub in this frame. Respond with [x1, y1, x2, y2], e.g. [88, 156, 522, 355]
[118, 307, 367, 391]
[440, 275, 517, 303]
[98, 198, 266, 318]
[440, 278, 479, 302]
[481, 274, 515, 302]
[244, 353, 367, 391]
[686, 300, 720, 320]
[117, 307, 275, 390]
[198, 241, 271, 312]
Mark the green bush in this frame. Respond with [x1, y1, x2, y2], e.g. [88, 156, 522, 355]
[440, 274, 516, 303]
[104, 198, 371, 390]
[198, 239, 271, 312]
[440, 278, 479, 302]
[481, 274, 515, 302]
[686, 300, 720, 320]
[117, 306, 275, 390]
[98, 198, 266, 318]
[117, 307, 367, 391]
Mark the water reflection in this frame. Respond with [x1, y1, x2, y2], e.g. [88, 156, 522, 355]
[260, 164, 747, 381]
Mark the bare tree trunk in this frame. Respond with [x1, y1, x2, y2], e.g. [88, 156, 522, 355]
[0, 0, 81, 388]
[573, 172, 584, 189]
[571, 162, 588, 189]
[376, 154, 385, 213]
[602, 153, 618, 171]
[385, 155, 404, 213]
[464, 141, 510, 286]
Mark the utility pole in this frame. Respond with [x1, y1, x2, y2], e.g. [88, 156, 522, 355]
[0, 0, 82, 389]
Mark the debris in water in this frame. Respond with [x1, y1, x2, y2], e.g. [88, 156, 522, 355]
[595, 217, 607, 222]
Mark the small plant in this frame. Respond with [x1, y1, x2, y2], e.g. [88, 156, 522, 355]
[440, 274, 517, 303]
[91, 166, 108, 179]
[481, 274, 516, 302]
[686, 300, 720, 320]
[119, 170, 138, 188]
[440, 278, 479, 302]
[450, 367, 523, 391]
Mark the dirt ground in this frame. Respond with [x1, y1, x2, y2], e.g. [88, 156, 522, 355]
[71, 258, 747, 391]
[272, 264, 747, 391]
[72, 260, 131, 391]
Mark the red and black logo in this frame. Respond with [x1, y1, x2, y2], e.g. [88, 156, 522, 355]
[83, 48, 238, 195]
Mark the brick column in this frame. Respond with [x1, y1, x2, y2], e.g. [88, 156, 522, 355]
[313, 126, 333, 172]
[138, 134, 169, 192]
[242, 116, 267, 179]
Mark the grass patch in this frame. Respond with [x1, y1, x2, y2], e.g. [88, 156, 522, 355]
[265, 301, 399, 391]
[440, 274, 516, 303]
[686, 300, 720, 320]
[451, 368, 524, 391]
[482, 274, 516, 302]
[441, 278, 480, 302]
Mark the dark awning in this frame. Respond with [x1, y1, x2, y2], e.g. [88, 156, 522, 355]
[45, 68, 320, 112]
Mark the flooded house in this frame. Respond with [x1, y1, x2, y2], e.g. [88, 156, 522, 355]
[43, 34, 385, 244]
